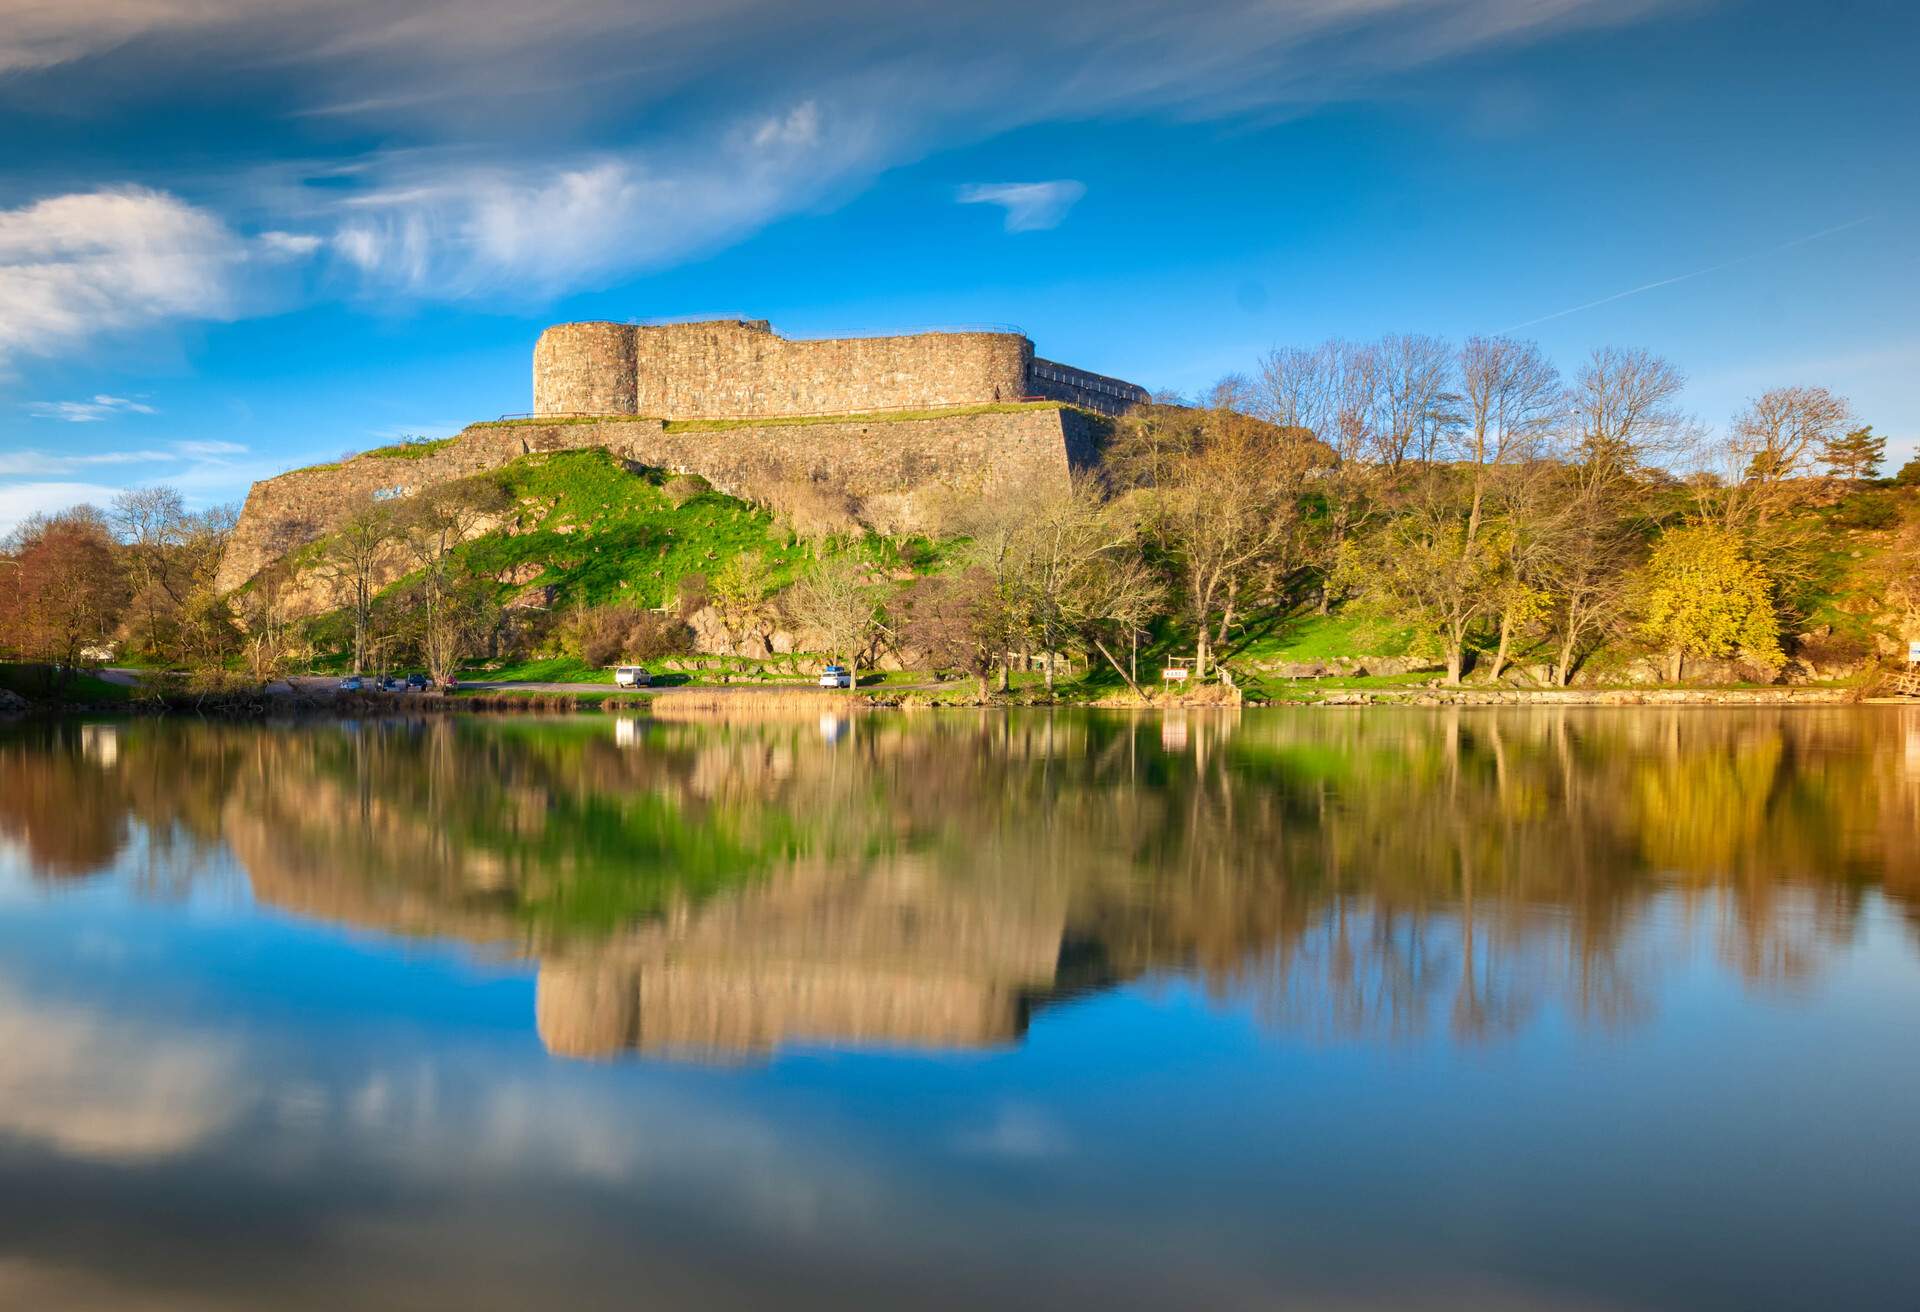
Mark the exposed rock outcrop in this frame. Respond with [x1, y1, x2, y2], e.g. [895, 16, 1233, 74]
[217, 408, 1107, 598]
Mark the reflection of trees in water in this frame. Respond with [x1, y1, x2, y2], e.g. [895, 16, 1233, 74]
[3, 707, 1919, 1051]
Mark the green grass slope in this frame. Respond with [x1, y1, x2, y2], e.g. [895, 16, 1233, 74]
[459, 449, 813, 609]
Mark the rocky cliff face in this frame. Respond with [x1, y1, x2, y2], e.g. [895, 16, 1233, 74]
[216, 407, 1105, 597]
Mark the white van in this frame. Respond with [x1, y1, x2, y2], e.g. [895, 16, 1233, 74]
[613, 666, 652, 687]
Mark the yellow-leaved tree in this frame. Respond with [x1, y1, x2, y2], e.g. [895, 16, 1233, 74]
[1639, 525, 1783, 682]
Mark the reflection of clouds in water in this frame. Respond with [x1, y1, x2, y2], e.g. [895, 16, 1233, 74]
[950, 1103, 1072, 1160]
[0, 839, 36, 898]
[326, 1058, 885, 1232]
[0, 976, 243, 1162]
[0, 961, 883, 1229]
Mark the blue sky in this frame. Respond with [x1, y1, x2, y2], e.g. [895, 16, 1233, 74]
[0, 0, 1914, 531]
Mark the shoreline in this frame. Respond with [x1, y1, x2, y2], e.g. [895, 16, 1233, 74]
[1, 681, 1899, 720]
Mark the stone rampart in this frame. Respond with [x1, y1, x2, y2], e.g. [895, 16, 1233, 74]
[534, 319, 1036, 420]
[530, 322, 639, 415]
[1028, 356, 1150, 417]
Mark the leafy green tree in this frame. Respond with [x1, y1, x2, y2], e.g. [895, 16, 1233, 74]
[1638, 525, 1783, 682]
[711, 549, 775, 651]
[1821, 424, 1886, 482]
[1339, 494, 1506, 686]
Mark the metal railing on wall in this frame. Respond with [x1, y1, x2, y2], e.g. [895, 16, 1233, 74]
[621, 316, 1030, 340]
[496, 397, 1077, 424]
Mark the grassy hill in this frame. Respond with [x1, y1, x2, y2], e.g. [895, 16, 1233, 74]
[463, 448, 815, 609]
[292, 447, 949, 674]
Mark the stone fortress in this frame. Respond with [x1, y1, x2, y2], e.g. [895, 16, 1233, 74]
[532, 318, 1148, 420]
[216, 318, 1148, 595]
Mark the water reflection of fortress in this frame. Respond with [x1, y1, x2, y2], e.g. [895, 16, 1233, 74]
[13, 709, 1920, 1060]
[534, 859, 1068, 1057]
[232, 837, 1075, 1060]
[215, 717, 1111, 1060]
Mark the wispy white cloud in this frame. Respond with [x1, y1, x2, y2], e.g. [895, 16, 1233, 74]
[0, 481, 128, 534]
[0, 2, 1681, 308]
[0, 187, 318, 366]
[0, 440, 247, 477]
[323, 99, 863, 296]
[258, 230, 324, 257]
[0, 439, 254, 533]
[172, 438, 248, 457]
[957, 180, 1087, 232]
[25, 394, 158, 422]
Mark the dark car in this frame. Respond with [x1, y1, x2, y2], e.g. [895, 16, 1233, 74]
[378, 676, 404, 692]
[406, 674, 429, 691]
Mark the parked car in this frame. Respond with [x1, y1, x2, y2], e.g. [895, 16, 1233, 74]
[614, 666, 652, 688]
[440, 676, 460, 693]
[379, 676, 404, 692]
[339, 676, 364, 692]
[406, 673, 429, 691]
[818, 664, 853, 689]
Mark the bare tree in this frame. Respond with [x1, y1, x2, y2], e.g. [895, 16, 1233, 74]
[896, 568, 1005, 698]
[315, 501, 398, 675]
[1535, 493, 1637, 687]
[1119, 397, 1320, 679]
[401, 479, 510, 684]
[1257, 339, 1382, 612]
[231, 559, 301, 685]
[785, 555, 885, 690]
[1454, 336, 1562, 548]
[109, 486, 188, 656]
[1709, 385, 1854, 528]
[1535, 348, 1691, 686]
[1569, 347, 1692, 492]
[1069, 549, 1166, 700]
[1, 510, 129, 684]
[1008, 475, 1136, 694]
[1372, 333, 1460, 471]
[947, 491, 1042, 692]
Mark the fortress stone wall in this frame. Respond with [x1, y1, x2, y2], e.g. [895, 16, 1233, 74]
[218, 315, 1140, 596]
[533, 319, 1146, 420]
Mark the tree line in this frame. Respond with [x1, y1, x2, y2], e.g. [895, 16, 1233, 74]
[780, 336, 1902, 691]
[0, 477, 513, 691]
[1, 335, 1906, 695]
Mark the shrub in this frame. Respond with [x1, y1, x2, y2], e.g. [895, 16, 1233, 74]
[768, 479, 861, 540]
[662, 473, 710, 508]
[673, 572, 710, 619]
[1794, 629, 1871, 669]
[1833, 492, 1898, 530]
[563, 603, 694, 665]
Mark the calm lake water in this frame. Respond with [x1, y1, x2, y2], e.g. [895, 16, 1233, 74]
[2, 707, 1918, 1309]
